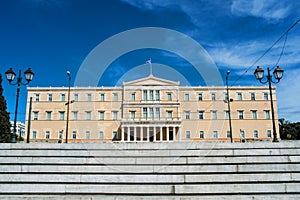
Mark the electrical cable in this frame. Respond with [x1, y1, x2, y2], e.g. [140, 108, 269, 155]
[230, 18, 300, 87]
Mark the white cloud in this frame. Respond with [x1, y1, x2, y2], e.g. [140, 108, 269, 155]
[120, 0, 226, 27]
[120, 0, 178, 11]
[207, 35, 300, 69]
[231, 0, 290, 22]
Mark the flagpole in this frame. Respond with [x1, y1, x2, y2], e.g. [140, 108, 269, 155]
[146, 58, 152, 76]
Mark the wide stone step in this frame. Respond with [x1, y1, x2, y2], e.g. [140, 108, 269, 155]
[1, 163, 299, 173]
[1, 148, 299, 157]
[1, 141, 299, 150]
[0, 155, 299, 165]
[3, 195, 300, 200]
[0, 173, 299, 183]
[0, 183, 299, 195]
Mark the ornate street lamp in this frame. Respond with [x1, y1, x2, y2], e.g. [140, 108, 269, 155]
[65, 71, 71, 143]
[226, 70, 233, 143]
[5, 68, 34, 143]
[254, 66, 284, 142]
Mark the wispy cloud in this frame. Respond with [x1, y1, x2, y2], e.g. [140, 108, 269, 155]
[207, 35, 300, 69]
[231, 0, 290, 22]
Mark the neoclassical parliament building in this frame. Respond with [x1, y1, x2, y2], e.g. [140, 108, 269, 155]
[25, 75, 279, 142]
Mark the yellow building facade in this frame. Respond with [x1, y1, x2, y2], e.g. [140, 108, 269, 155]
[25, 75, 278, 142]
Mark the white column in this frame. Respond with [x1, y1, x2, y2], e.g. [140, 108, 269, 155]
[173, 126, 176, 141]
[127, 127, 130, 142]
[140, 127, 143, 141]
[147, 127, 150, 142]
[167, 126, 169, 141]
[153, 126, 156, 141]
[160, 126, 163, 141]
[134, 127, 137, 142]
[121, 127, 125, 142]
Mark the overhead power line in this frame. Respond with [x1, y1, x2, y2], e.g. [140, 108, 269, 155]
[230, 18, 300, 87]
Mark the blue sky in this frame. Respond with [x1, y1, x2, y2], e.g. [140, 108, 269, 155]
[1, 0, 300, 122]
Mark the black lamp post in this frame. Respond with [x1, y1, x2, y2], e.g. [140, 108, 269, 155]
[5, 68, 34, 143]
[65, 71, 71, 143]
[226, 70, 233, 143]
[254, 66, 284, 142]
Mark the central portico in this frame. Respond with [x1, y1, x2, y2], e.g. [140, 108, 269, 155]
[121, 75, 182, 141]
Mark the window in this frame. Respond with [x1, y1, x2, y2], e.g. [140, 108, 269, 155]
[240, 130, 245, 138]
[48, 94, 52, 102]
[185, 111, 190, 119]
[59, 111, 65, 120]
[149, 108, 154, 119]
[211, 93, 216, 101]
[113, 93, 118, 101]
[87, 93, 92, 101]
[32, 131, 37, 139]
[238, 110, 244, 119]
[253, 130, 258, 138]
[200, 131, 204, 139]
[212, 111, 217, 120]
[149, 90, 154, 100]
[112, 131, 118, 140]
[167, 93, 172, 101]
[100, 93, 105, 101]
[267, 130, 272, 138]
[264, 92, 268, 101]
[99, 131, 104, 139]
[224, 93, 229, 101]
[184, 93, 189, 101]
[112, 111, 118, 120]
[186, 131, 191, 139]
[225, 111, 230, 120]
[35, 94, 40, 102]
[143, 108, 148, 118]
[72, 111, 78, 120]
[198, 111, 204, 120]
[251, 110, 257, 119]
[155, 108, 160, 119]
[45, 131, 50, 139]
[74, 93, 78, 101]
[61, 94, 65, 102]
[167, 111, 173, 118]
[265, 110, 270, 119]
[33, 111, 38, 120]
[251, 92, 256, 101]
[130, 111, 136, 119]
[213, 131, 218, 138]
[86, 111, 91, 120]
[155, 90, 160, 100]
[131, 93, 135, 101]
[143, 90, 147, 101]
[198, 93, 203, 101]
[72, 131, 77, 139]
[226, 131, 231, 138]
[58, 130, 63, 139]
[85, 131, 90, 139]
[237, 92, 242, 101]
[99, 111, 105, 120]
[46, 111, 52, 120]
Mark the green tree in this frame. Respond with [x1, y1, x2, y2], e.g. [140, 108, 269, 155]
[0, 74, 12, 142]
[279, 118, 300, 140]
